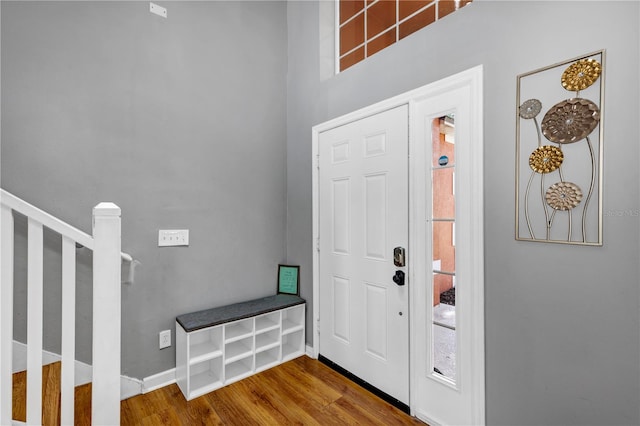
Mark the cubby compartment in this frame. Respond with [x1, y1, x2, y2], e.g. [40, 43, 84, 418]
[282, 329, 304, 361]
[189, 326, 223, 365]
[255, 346, 280, 372]
[189, 357, 223, 399]
[225, 318, 253, 342]
[176, 295, 305, 401]
[225, 335, 253, 364]
[282, 305, 304, 335]
[255, 328, 280, 353]
[225, 356, 253, 384]
[255, 311, 280, 334]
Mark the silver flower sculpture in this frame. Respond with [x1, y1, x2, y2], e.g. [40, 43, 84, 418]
[519, 99, 542, 119]
[541, 98, 600, 144]
[545, 182, 583, 211]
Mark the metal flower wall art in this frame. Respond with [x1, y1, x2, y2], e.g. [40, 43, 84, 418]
[516, 50, 604, 245]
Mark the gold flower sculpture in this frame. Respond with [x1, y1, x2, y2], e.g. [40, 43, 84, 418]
[529, 145, 564, 174]
[541, 98, 600, 144]
[561, 59, 602, 92]
[545, 181, 583, 210]
[519, 99, 542, 119]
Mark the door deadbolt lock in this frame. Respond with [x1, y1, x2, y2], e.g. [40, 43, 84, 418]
[393, 247, 406, 267]
[393, 270, 405, 286]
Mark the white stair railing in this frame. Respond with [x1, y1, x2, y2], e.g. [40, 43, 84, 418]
[0, 189, 125, 425]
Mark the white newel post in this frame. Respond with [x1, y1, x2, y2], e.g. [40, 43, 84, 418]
[92, 203, 121, 425]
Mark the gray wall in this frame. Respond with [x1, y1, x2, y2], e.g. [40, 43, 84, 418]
[1, 1, 288, 378]
[286, 1, 640, 425]
[2, 0, 639, 424]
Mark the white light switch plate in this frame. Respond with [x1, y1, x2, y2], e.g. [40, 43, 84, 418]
[150, 2, 167, 18]
[158, 229, 189, 247]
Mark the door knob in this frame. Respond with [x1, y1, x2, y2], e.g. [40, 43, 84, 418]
[393, 270, 405, 286]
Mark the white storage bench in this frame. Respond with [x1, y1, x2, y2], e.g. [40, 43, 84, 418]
[175, 294, 305, 401]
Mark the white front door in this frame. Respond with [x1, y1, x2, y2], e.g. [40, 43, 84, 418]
[312, 66, 484, 424]
[318, 105, 409, 405]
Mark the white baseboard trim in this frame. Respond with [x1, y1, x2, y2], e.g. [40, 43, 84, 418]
[142, 368, 176, 394]
[12, 341, 92, 385]
[121, 375, 143, 400]
[305, 344, 315, 358]
[12, 340, 142, 400]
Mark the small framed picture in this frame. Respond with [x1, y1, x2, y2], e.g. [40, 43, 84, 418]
[277, 264, 300, 295]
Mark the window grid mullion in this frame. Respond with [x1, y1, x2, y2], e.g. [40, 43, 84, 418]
[338, 0, 473, 72]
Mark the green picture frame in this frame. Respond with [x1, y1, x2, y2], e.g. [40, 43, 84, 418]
[277, 264, 300, 296]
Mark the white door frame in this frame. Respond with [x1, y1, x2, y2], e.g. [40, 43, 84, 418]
[312, 65, 484, 423]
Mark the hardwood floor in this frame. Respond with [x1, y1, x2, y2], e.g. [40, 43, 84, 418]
[11, 356, 425, 425]
[11, 361, 93, 425]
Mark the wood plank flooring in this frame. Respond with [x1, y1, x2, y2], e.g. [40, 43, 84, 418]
[11, 356, 425, 425]
[11, 362, 93, 425]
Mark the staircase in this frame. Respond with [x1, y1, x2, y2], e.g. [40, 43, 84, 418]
[1, 189, 124, 425]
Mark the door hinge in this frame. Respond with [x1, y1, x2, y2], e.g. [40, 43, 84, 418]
[316, 238, 320, 252]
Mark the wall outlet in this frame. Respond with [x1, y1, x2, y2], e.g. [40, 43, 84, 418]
[158, 229, 189, 247]
[159, 329, 171, 349]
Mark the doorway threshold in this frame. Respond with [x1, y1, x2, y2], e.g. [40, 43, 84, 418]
[318, 354, 410, 414]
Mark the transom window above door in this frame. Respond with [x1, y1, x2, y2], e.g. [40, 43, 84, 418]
[338, 0, 473, 72]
